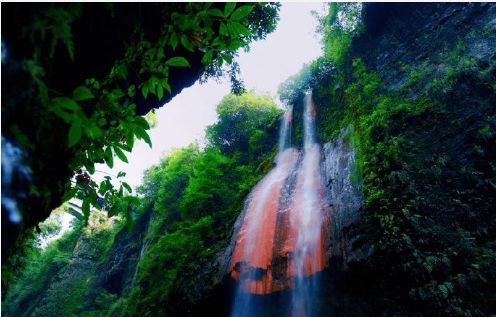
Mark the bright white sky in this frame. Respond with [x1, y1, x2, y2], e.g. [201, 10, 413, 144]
[95, 3, 325, 189]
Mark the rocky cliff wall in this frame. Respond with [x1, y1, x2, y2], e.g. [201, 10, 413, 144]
[321, 127, 368, 269]
[356, 3, 496, 98]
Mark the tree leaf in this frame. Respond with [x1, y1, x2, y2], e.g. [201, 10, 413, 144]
[85, 123, 103, 139]
[157, 85, 164, 100]
[224, 3, 236, 17]
[68, 121, 82, 147]
[66, 206, 85, 221]
[72, 86, 94, 101]
[180, 35, 194, 52]
[117, 171, 126, 178]
[126, 131, 135, 149]
[124, 196, 141, 206]
[134, 116, 150, 130]
[86, 162, 95, 174]
[230, 5, 253, 21]
[207, 9, 224, 17]
[52, 97, 79, 111]
[82, 199, 90, 221]
[202, 50, 214, 65]
[169, 33, 179, 50]
[104, 147, 113, 168]
[127, 85, 136, 97]
[163, 81, 172, 94]
[108, 205, 118, 218]
[135, 128, 152, 147]
[229, 21, 251, 36]
[62, 187, 77, 202]
[219, 22, 228, 36]
[111, 88, 125, 99]
[113, 146, 128, 163]
[165, 56, 190, 67]
[122, 182, 132, 194]
[222, 54, 233, 64]
[141, 83, 149, 99]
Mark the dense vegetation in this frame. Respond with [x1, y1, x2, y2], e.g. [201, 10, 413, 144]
[1, 2, 280, 259]
[1, 92, 282, 316]
[280, 3, 496, 316]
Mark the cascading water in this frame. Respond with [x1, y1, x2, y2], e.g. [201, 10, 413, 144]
[289, 92, 327, 317]
[230, 92, 329, 317]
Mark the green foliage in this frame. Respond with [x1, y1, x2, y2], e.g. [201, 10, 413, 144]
[4, 2, 280, 235]
[206, 92, 282, 156]
[322, 3, 363, 65]
[2, 223, 82, 316]
[119, 92, 281, 316]
[2, 211, 124, 317]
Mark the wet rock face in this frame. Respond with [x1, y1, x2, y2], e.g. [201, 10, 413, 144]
[321, 128, 370, 268]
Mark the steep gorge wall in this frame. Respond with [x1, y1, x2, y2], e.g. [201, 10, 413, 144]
[354, 3, 496, 98]
[314, 3, 496, 316]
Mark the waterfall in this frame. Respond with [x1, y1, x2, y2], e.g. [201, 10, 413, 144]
[290, 92, 326, 317]
[278, 105, 293, 151]
[230, 92, 328, 317]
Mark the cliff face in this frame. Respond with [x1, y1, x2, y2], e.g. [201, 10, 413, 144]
[318, 3, 496, 316]
[321, 128, 367, 268]
[357, 3, 496, 98]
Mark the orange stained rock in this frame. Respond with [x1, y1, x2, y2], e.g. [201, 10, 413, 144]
[229, 149, 299, 294]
